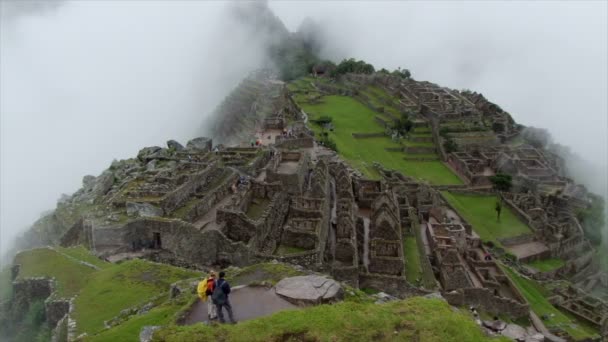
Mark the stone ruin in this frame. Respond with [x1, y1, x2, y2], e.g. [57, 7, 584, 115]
[447, 145, 566, 188]
[550, 286, 608, 329]
[424, 206, 529, 319]
[46, 70, 607, 336]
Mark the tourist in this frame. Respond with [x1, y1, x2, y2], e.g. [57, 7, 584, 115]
[212, 271, 236, 324]
[197, 271, 217, 321]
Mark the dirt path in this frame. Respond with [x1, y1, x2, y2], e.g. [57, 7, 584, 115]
[182, 286, 297, 325]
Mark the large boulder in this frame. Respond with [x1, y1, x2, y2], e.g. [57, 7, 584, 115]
[186, 137, 212, 152]
[126, 202, 163, 218]
[137, 146, 162, 161]
[167, 140, 184, 151]
[275, 275, 343, 306]
[92, 171, 114, 197]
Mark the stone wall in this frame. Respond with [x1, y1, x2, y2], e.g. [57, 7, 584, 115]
[498, 234, 535, 247]
[160, 161, 222, 214]
[265, 151, 310, 194]
[216, 210, 257, 243]
[45, 298, 70, 328]
[444, 287, 529, 319]
[180, 172, 238, 223]
[405, 146, 436, 154]
[274, 137, 314, 149]
[94, 218, 252, 267]
[359, 273, 409, 297]
[10, 277, 54, 322]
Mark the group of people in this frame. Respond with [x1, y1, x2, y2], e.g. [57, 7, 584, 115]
[197, 271, 237, 324]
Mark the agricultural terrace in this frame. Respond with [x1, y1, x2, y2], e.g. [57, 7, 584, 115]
[501, 266, 599, 340]
[441, 192, 532, 247]
[295, 93, 462, 185]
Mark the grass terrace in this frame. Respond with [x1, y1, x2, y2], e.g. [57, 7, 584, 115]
[501, 266, 599, 340]
[404, 236, 423, 283]
[13, 247, 98, 298]
[73, 259, 198, 335]
[298, 95, 462, 185]
[246, 198, 271, 220]
[527, 258, 566, 273]
[441, 192, 532, 247]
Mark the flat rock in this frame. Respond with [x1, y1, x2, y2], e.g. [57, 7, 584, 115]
[483, 320, 507, 332]
[139, 326, 161, 342]
[501, 323, 527, 340]
[275, 275, 343, 306]
[525, 333, 545, 342]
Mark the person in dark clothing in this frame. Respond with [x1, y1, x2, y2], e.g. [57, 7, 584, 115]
[212, 271, 236, 324]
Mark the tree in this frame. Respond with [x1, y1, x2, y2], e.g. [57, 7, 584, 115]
[392, 67, 411, 79]
[331, 58, 375, 77]
[392, 112, 413, 135]
[495, 201, 502, 221]
[443, 138, 458, 153]
[489, 173, 512, 192]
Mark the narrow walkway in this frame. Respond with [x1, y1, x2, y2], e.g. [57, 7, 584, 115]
[182, 286, 297, 325]
[529, 311, 567, 342]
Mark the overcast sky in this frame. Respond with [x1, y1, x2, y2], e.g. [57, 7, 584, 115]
[1, 1, 607, 259]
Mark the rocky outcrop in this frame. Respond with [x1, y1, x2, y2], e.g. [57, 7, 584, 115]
[275, 275, 343, 306]
[186, 137, 212, 152]
[126, 202, 163, 218]
[166, 140, 184, 151]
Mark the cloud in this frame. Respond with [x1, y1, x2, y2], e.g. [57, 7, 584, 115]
[0, 1, 271, 260]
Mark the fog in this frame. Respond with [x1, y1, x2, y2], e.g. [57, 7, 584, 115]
[0, 1, 271, 262]
[1, 1, 607, 261]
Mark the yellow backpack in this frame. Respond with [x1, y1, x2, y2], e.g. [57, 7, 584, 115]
[197, 278, 208, 301]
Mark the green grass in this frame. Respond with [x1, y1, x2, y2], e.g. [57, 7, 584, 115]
[404, 236, 423, 283]
[86, 304, 182, 342]
[14, 247, 97, 298]
[441, 192, 532, 246]
[300, 95, 461, 185]
[153, 297, 509, 342]
[274, 245, 308, 255]
[1, 267, 12, 301]
[72, 259, 198, 335]
[527, 258, 565, 272]
[57, 246, 111, 269]
[501, 266, 599, 340]
[246, 198, 270, 220]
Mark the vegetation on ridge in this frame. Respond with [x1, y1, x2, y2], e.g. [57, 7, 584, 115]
[153, 297, 509, 342]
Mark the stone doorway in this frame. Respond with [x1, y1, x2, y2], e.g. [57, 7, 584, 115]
[153, 232, 162, 249]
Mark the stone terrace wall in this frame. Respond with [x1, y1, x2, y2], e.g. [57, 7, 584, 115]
[160, 161, 222, 214]
[275, 136, 314, 149]
[352, 132, 386, 139]
[216, 210, 257, 243]
[181, 172, 238, 223]
[359, 273, 409, 298]
[444, 287, 529, 319]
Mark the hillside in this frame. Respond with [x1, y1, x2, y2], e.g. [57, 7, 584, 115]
[2, 4, 606, 341]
